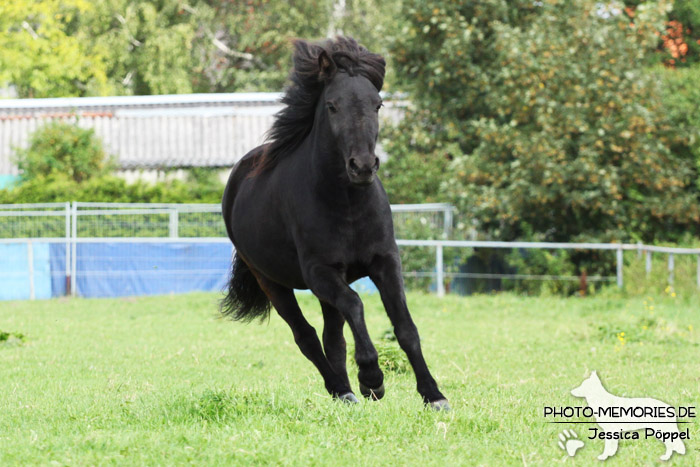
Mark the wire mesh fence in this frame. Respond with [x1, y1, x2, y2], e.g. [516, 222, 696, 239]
[1, 202, 699, 300]
[0, 203, 70, 238]
[72, 203, 225, 238]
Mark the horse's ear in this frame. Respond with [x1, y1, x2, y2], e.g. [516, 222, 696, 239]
[318, 50, 336, 80]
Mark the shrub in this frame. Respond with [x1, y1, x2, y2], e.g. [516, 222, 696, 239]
[0, 172, 223, 205]
[14, 121, 114, 182]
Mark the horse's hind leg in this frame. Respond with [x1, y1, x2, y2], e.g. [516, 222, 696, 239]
[320, 302, 351, 389]
[253, 273, 355, 401]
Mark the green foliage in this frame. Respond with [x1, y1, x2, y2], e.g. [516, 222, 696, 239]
[4, 122, 226, 237]
[14, 121, 114, 182]
[0, 164, 226, 238]
[0, 0, 111, 97]
[0, 331, 25, 342]
[349, 328, 410, 374]
[503, 249, 579, 295]
[83, 0, 209, 95]
[0, 0, 400, 96]
[380, 112, 454, 204]
[390, 0, 699, 247]
[0, 173, 222, 205]
[184, 0, 399, 93]
[656, 64, 700, 189]
[621, 237, 700, 297]
[0, 330, 26, 348]
[392, 210, 462, 291]
[5, 122, 223, 205]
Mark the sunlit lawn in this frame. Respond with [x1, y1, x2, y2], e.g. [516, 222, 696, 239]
[1, 291, 698, 465]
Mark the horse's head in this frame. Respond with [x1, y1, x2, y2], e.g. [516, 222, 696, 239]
[317, 47, 384, 186]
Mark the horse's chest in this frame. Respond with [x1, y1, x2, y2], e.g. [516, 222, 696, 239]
[299, 216, 387, 263]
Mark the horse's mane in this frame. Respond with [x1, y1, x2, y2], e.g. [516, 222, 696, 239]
[253, 36, 386, 174]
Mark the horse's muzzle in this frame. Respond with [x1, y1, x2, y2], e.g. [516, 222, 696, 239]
[347, 156, 379, 185]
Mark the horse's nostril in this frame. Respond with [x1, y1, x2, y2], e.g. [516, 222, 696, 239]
[349, 158, 360, 172]
[373, 157, 379, 171]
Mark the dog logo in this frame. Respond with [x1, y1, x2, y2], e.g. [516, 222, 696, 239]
[557, 429, 584, 457]
[570, 371, 686, 461]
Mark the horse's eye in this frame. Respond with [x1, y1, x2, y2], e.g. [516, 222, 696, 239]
[326, 102, 338, 113]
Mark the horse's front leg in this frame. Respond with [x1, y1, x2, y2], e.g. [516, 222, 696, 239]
[369, 253, 449, 410]
[306, 265, 385, 400]
[252, 272, 355, 401]
[320, 302, 352, 390]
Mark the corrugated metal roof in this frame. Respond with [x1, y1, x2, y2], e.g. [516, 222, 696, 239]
[0, 92, 283, 111]
[0, 93, 406, 174]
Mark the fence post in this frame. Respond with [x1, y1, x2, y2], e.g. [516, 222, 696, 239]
[65, 201, 71, 296]
[169, 209, 179, 238]
[71, 202, 77, 297]
[436, 243, 445, 297]
[616, 247, 623, 288]
[443, 207, 453, 239]
[668, 254, 674, 286]
[27, 240, 35, 300]
[645, 250, 652, 277]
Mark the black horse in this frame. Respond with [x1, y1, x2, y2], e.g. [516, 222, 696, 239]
[221, 37, 449, 410]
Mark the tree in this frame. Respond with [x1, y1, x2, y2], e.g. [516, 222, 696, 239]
[0, 0, 401, 97]
[387, 0, 699, 245]
[185, 0, 399, 93]
[0, 0, 110, 97]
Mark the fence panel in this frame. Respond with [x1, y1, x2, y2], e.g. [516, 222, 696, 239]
[2, 203, 699, 300]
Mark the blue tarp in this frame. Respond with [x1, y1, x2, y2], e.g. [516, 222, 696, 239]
[2, 241, 378, 300]
[74, 242, 233, 298]
[0, 243, 52, 300]
[350, 277, 378, 294]
[49, 243, 68, 297]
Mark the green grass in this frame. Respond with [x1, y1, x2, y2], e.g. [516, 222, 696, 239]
[1, 291, 698, 466]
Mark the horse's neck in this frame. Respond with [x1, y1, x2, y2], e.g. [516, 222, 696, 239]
[306, 119, 349, 194]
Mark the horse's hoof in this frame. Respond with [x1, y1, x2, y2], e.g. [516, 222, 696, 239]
[359, 382, 385, 400]
[338, 392, 359, 404]
[429, 399, 451, 411]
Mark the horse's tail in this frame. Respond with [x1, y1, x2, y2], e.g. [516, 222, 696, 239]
[220, 253, 271, 322]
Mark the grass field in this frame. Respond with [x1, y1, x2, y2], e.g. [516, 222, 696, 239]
[1, 291, 698, 466]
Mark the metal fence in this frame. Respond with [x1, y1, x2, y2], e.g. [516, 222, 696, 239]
[396, 239, 700, 296]
[0, 202, 452, 299]
[1, 202, 699, 300]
